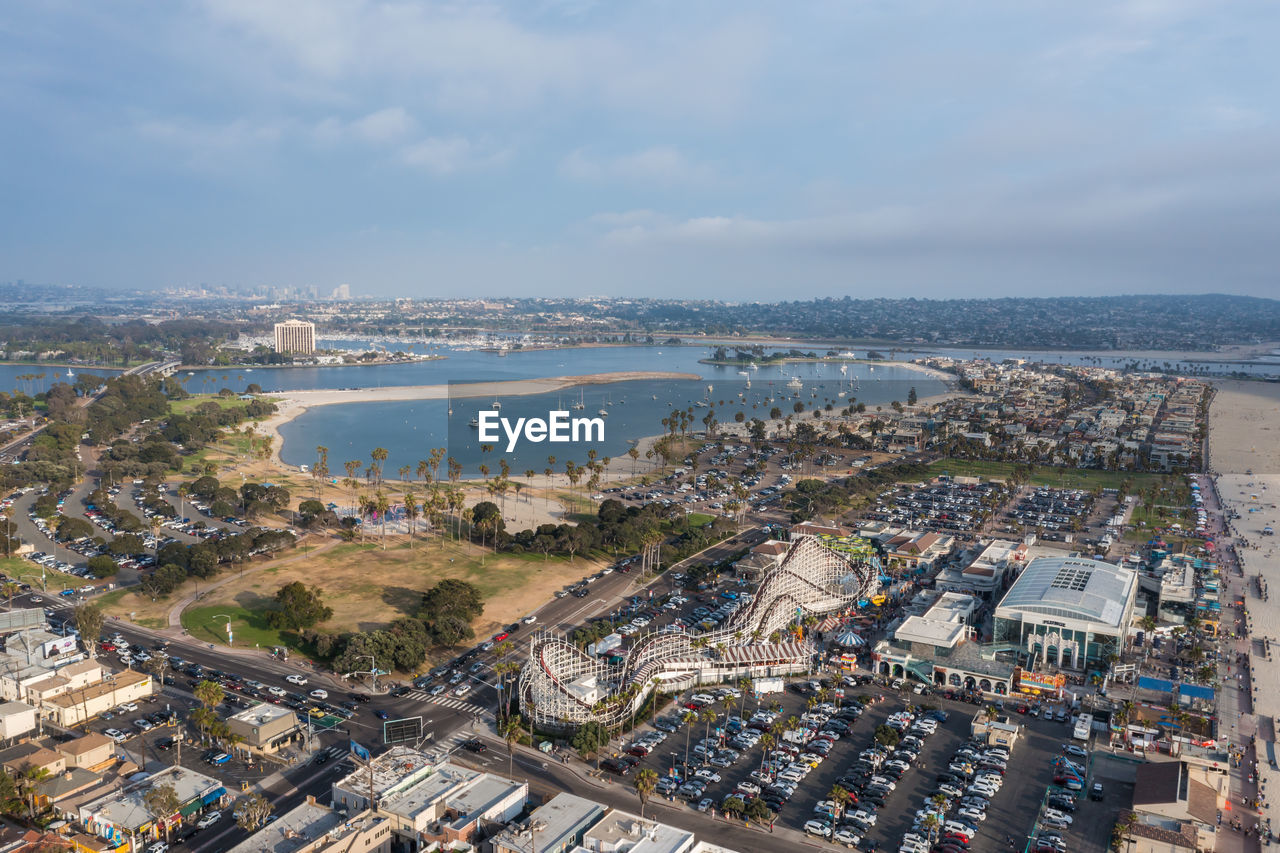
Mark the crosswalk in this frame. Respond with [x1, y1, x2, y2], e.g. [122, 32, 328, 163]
[400, 689, 489, 717]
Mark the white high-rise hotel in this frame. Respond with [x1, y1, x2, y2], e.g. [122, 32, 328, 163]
[273, 320, 316, 354]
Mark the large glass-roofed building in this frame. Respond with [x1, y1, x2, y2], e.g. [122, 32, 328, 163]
[993, 555, 1137, 672]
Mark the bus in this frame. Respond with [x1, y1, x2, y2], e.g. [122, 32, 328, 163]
[1073, 713, 1093, 741]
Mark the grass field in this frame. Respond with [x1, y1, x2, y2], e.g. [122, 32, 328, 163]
[0, 556, 89, 595]
[926, 459, 1169, 491]
[169, 394, 281, 416]
[178, 535, 607, 655]
[685, 512, 717, 527]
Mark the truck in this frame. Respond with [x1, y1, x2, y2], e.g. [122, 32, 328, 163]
[752, 677, 785, 698]
[1073, 713, 1093, 741]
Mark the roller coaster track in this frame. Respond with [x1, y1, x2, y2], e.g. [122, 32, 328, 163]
[521, 534, 878, 731]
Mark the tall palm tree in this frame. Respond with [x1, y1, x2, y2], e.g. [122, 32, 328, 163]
[634, 768, 659, 819]
[375, 491, 390, 547]
[681, 710, 697, 766]
[700, 710, 718, 762]
[403, 491, 418, 548]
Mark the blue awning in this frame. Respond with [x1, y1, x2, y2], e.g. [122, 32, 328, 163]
[201, 786, 227, 805]
[1179, 683, 1215, 700]
[1138, 676, 1174, 693]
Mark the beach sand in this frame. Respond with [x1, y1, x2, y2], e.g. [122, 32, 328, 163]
[1208, 380, 1280, 476]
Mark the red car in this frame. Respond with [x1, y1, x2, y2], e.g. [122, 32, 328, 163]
[98, 641, 116, 652]
[492, 632, 509, 642]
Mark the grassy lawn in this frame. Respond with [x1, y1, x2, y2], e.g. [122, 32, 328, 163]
[169, 394, 281, 415]
[97, 585, 179, 629]
[926, 459, 1168, 491]
[685, 512, 717, 527]
[0, 556, 88, 595]
[178, 535, 607, 656]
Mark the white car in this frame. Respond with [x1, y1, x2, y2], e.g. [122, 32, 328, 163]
[267, 686, 287, 697]
[1044, 809, 1073, 825]
[803, 820, 831, 838]
[521, 615, 537, 624]
[309, 689, 329, 700]
[103, 728, 128, 743]
[196, 810, 222, 829]
[693, 769, 721, 782]
[117, 702, 138, 713]
[147, 843, 169, 853]
[285, 674, 308, 686]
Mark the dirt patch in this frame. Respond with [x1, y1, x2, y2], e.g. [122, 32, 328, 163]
[184, 536, 606, 639]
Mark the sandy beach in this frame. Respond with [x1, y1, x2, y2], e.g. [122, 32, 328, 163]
[1207, 380, 1280, 476]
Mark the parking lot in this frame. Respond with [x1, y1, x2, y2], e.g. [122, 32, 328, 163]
[599, 680, 1135, 853]
[860, 480, 1011, 537]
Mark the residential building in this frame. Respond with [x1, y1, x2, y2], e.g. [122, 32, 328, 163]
[42, 669, 153, 727]
[227, 797, 392, 853]
[0, 701, 38, 741]
[579, 809, 696, 853]
[491, 793, 605, 853]
[273, 320, 316, 354]
[57, 732, 115, 770]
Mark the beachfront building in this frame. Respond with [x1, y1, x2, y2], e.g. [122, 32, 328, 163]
[993, 555, 1138, 672]
[273, 320, 316, 355]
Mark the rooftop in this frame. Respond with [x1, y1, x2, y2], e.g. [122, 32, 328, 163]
[229, 702, 298, 726]
[379, 762, 479, 820]
[80, 765, 222, 832]
[46, 669, 151, 709]
[996, 556, 1136, 628]
[493, 793, 604, 853]
[333, 745, 436, 805]
[225, 799, 345, 853]
[581, 810, 694, 853]
[895, 616, 966, 649]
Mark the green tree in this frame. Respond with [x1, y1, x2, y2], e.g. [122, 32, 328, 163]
[73, 603, 105, 658]
[633, 768, 659, 818]
[143, 783, 182, 842]
[86, 554, 120, 577]
[234, 792, 273, 831]
[265, 582, 332, 630]
[570, 721, 610, 759]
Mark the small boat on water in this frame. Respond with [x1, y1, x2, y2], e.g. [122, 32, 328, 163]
[468, 417, 479, 428]
[491, 400, 501, 410]
[597, 408, 609, 417]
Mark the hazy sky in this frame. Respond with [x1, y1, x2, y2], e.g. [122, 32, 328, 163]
[3, 1, 1278, 299]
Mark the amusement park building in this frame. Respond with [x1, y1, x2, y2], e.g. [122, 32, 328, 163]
[993, 555, 1137, 671]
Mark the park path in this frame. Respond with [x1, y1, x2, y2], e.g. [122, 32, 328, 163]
[163, 535, 344, 630]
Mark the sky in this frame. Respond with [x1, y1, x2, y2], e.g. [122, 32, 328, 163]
[2, 0, 1279, 300]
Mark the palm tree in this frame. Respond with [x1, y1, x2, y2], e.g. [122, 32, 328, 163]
[920, 813, 941, 842]
[375, 491, 391, 547]
[681, 710, 697, 766]
[403, 491, 418, 548]
[699, 710, 718, 763]
[500, 715, 522, 777]
[633, 768, 659, 818]
[830, 784, 851, 820]
[2, 581, 20, 611]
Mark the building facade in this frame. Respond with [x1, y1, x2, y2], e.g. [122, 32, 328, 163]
[993, 555, 1138, 672]
[273, 320, 316, 354]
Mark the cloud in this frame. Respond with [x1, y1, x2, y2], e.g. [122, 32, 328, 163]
[195, 0, 770, 120]
[559, 146, 714, 185]
[314, 106, 414, 145]
[399, 136, 509, 175]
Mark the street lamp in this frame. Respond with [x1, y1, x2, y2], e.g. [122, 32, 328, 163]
[214, 614, 233, 646]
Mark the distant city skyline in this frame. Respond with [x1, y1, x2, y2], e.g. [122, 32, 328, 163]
[2, 1, 1278, 299]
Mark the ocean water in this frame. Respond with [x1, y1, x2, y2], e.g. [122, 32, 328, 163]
[276, 361, 941, 477]
[0, 365, 122, 396]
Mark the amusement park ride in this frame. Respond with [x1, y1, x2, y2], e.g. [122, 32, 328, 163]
[520, 534, 878, 732]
